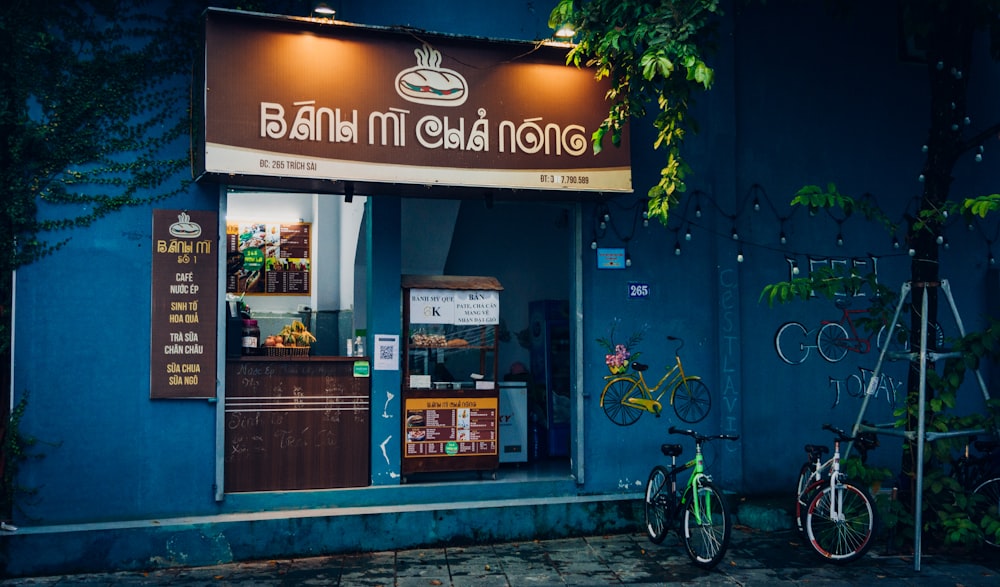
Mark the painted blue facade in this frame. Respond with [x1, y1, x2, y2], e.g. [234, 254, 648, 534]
[3, 0, 999, 577]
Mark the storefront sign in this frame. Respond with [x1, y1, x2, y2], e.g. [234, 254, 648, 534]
[408, 288, 500, 325]
[404, 397, 498, 457]
[226, 221, 311, 295]
[197, 9, 632, 196]
[150, 210, 219, 399]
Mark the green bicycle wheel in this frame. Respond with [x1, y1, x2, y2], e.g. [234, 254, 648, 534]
[644, 465, 672, 544]
[600, 377, 644, 426]
[682, 478, 731, 569]
[672, 377, 711, 424]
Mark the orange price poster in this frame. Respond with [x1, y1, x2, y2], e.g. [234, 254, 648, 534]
[404, 396, 498, 458]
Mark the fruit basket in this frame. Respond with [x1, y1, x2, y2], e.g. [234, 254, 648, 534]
[262, 320, 316, 357]
[264, 345, 309, 357]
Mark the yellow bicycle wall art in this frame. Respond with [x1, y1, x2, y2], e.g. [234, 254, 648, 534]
[599, 335, 712, 426]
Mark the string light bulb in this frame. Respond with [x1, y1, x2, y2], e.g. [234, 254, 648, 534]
[779, 231, 787, 245]
[674, 242, 682, 256]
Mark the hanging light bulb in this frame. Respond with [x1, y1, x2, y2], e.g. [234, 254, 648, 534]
[695, 204, 702, 218]
[736, 249, 744, 263]
[892, 236, 901, 249]
[753, 197, 761, 212]
[909, 248, 916, 257]
[685, 228, 692, 242]
[599, 219, 606, 230]
[625, 253, 632, 267]
[991, 254, 996, 265]
[779, 231, 787, 245]
[642, 211, 649, 227]
[674, 242, 682, 256]
[731, 227, 739, 240]
[791, 261, 800, 276]
[836, 233, 844, 247]
[591, 240, 597, 250]
[936, 235, 944, 245]
[603, 212, 610, 222]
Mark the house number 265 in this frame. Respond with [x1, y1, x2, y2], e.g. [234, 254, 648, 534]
[628, 282, 650, 298]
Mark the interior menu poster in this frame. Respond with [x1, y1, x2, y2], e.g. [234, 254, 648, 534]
[404, 396, 498, 458]
[226, 221, 311, 295]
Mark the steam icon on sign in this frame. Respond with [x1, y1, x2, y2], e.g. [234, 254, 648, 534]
[395, 43, 468, 107]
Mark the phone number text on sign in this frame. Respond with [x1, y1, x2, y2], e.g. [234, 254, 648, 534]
[540, 174, 590, 185]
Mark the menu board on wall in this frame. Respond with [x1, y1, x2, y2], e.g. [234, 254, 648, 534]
[404, 396, 498, 458]
[150, 210, 219, 399]
[225, 221, 311, 295]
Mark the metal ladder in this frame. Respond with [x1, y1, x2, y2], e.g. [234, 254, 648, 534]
[846, 279, 991, 571]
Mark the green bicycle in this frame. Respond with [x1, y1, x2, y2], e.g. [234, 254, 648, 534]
[600, 336, 712, 426]
[645, 426, 740, 569]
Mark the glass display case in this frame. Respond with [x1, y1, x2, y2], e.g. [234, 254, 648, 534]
[400, 275, 502, 480]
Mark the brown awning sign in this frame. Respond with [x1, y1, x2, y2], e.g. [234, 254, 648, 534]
[198, 9, 631, 196]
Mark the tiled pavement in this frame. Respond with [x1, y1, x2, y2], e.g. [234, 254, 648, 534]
[5, 524, 1000, 586]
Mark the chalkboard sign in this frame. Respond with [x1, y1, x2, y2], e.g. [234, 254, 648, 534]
[224, 357, 370, 492]
[150, 210, 219, 399]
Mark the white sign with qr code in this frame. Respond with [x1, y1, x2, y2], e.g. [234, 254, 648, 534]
[373, 334, 399, 371]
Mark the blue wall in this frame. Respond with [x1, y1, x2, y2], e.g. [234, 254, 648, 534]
[8, 0, 1000, 536]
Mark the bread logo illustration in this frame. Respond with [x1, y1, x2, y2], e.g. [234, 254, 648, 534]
[395, 43, 468, 107]
[168, 211, 202, 238]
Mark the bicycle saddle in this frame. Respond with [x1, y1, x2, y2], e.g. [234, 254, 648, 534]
[661, 443, 683, 457]
[804, 444, 830, 456]
[631, 361, 649, 372]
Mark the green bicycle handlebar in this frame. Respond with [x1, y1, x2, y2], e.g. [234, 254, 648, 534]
[669, 425, 740, 443]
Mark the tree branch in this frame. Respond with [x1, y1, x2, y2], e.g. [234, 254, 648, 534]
[959, 121, 1000, 154]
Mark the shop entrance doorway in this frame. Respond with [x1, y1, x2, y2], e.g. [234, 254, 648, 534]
[402, 198, 575, 479]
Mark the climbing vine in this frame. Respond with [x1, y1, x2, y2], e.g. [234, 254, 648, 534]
[548, 0, 721, 225]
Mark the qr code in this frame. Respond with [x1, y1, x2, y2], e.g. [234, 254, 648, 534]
[378, 344, 394, 361]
